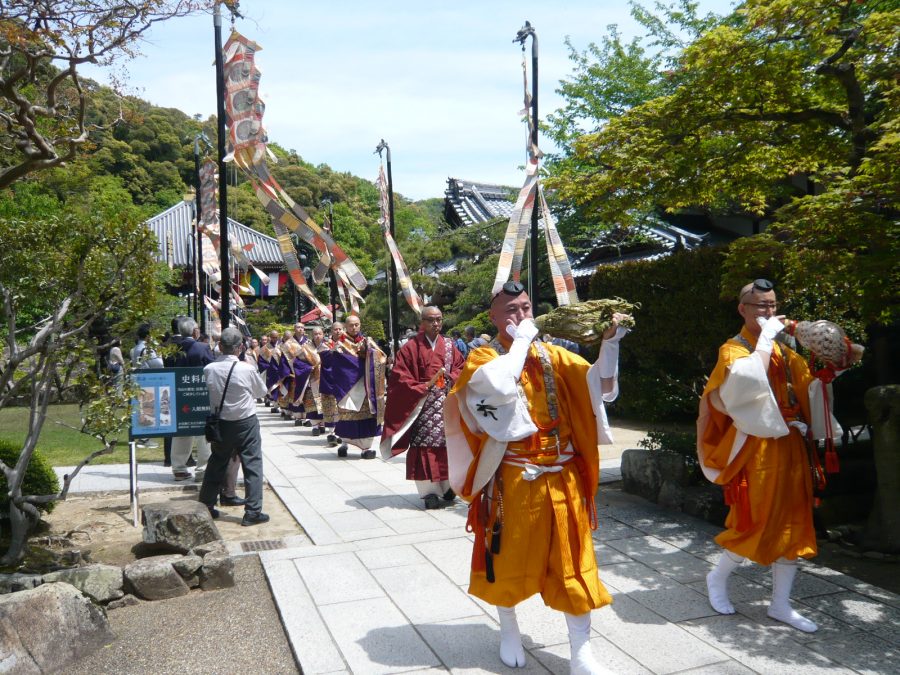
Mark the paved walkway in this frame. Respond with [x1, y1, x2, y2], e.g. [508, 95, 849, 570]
[59, 409, 899, 673]
[252, 408, 899, 674]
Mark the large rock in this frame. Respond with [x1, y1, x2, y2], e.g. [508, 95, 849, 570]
[0, 582, 114, 673]
[42, 564, 124, 604]
[141, 501, 221, 553]
[0, 573, 43, 595]
[123, 555, 190, 601]
[190, 540, 227, 558]
[864, 385, 900, 552]
[621, 449, 690, 502]
[199, 552, 235, 591]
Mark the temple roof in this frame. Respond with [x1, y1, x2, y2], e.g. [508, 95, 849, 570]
[443, 178, 712, 282]
[144, 200, 284, 269]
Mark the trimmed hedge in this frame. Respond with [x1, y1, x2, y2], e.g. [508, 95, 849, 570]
[0, 440, 61, 519]
[588, 246, 737, 421]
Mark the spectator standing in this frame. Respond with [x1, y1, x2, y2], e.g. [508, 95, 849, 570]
[171, 317, 215, 482]
[451, 329, 469, 359]
[107, 339, 125, 391]
[199, 327, 269, 525]
[464, 326, 485, 352]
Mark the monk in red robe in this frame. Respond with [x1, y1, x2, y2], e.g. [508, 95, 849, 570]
[381, 306, 465, 509]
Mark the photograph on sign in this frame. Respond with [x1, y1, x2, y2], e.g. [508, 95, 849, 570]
[131, 371, 177, 435]
[131, 368, 210, 439]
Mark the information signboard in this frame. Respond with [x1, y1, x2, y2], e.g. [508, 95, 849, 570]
[130, 367, 210, 439]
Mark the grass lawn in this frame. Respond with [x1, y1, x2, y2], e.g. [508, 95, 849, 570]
[0, 404, 163, 467]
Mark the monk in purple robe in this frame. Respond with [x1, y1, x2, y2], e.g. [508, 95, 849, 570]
[321, 315, 386, 459]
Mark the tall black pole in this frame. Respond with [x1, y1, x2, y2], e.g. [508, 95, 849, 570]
[515, 21, 539, 306]
[214, 4, 230, 329]
[193, 136, 206, 331]
[322, 199, 339, 319]
[376, 140, 400, 355]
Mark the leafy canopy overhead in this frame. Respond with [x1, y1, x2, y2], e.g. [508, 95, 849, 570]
[545, 0, 899, 326]
[0, 1, 213, 189]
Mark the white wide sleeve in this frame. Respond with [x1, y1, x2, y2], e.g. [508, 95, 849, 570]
[808, 379, 843, 440]
[718, 353, 789, 438]
[465, 359, 537, 442]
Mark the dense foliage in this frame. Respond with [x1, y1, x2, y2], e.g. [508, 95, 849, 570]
[0, 441, 59, 519]
[546, 0, 899, 333]
[589, 247, 738, 421]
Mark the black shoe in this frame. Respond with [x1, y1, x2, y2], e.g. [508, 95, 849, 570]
[207, 506, 221, 519]
[361, 450, 376, 460]
[241, 512, 270, 527]
[271, 407, 281, 414]
[423, 494, 444, 510]
[186, 456, 197, 467]
[219, 495, 246, 507]
[312, 426, 323, 437]
[301, 419, 312, 427]
[337, 443, 348, 458]
[442, 488, 456, 502]
[163, 461, 172, 467]
[294, 419, 304, 426]
[265, 400, 271, 407]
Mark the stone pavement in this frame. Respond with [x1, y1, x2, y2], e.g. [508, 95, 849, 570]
[56, 410, 899, 674]
[253, 408, 900, 675]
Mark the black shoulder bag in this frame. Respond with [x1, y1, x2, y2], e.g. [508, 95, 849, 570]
[205, 362, 237, 444]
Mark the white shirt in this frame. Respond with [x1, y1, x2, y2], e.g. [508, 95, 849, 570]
[205, 355, 267, 421]
[130, 340, 146, 364]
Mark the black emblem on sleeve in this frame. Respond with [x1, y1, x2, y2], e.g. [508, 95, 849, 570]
[476, 400, 498, 420]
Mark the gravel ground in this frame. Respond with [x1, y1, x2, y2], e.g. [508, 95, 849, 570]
[68, 555, 298, 674]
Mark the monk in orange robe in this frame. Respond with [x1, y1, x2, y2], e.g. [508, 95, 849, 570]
[444, 281, 629, 673]
[698, 279, 842, 634]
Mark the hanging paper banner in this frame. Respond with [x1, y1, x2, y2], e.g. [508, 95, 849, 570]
[376, 164, 422, 317]
[491, 53, 578, 307]
[221, 30, 370, 318]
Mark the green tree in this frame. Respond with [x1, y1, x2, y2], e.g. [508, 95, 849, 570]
[547, 0, 899, 330]
[0, 1, 211, 189]
[0, 209, 160, 564]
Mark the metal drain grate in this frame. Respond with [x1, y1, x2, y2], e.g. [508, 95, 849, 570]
[240, 539, 286, 552]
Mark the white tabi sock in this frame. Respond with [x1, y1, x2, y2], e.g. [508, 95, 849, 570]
[706, 550, 744, 614]
[767, 560, 818, 632]
[497, 605, 526, 668]
[565, 612, 613, 675]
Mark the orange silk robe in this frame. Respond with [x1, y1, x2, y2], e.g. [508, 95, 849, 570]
[697, 327, 817, 565]
[448, 343, 613, 615]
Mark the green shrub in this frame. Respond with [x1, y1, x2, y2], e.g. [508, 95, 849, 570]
[0, 440, 61, 519]
[589, 246, 737, 422]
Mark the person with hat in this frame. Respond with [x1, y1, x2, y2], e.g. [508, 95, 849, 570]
[444, 281, 630, 673]
[697, 279, 840, 633]
[381, 306, 466, 509]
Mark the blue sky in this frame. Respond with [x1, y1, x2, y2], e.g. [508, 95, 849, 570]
[85, 0, 736, 200]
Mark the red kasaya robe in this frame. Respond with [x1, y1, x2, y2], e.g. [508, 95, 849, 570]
[380, 333, 464, 480]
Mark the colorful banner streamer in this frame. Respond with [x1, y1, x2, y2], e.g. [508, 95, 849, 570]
[222, 30, 369, 318]
[491, 53, 578, 307]
[376, 165, 423, 317]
